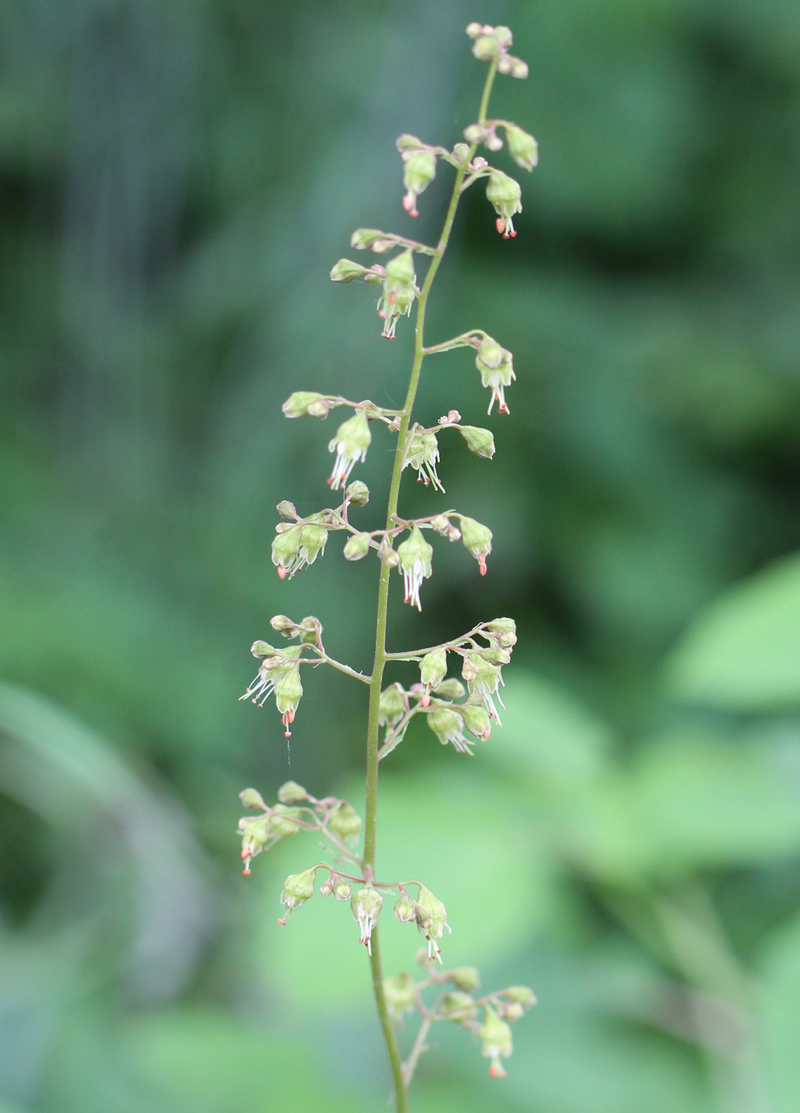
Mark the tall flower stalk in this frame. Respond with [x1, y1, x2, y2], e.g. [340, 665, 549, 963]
[237, 24, 538, 1110]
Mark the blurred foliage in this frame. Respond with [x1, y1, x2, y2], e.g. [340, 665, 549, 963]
[1, 0, 800, 1110]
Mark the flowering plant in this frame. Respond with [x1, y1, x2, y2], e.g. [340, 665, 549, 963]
[237, 23, 537, 1109]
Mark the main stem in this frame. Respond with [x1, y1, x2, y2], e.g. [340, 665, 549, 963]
[362, 60, 498, 1111]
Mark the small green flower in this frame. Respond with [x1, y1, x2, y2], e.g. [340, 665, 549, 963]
[343, 532, 371, 561]
[475, 337, 515, 415]
[328, 410, 372, 490]
[379, 682, 407, 727]
[394, 891, 417, 923]
[459, 516, 493, 575]
[504, 123, 538, 171]
[277, 780, 309, 805]
[396, 524, 433, 611]
[426, 706, 473, 754]
[402, 149, 437, 217]
[384, 971, 417, 1021]
[419, 647, 447, 701]
[414, 884, 451, 961]
[278, 866, 318, 924]
[377, 249, 416, 340]
[403, 429, 443, 491]
[328, 800, 362, 842]
[458, 425, 496, 458]
[351, 884, 383, 954]
[282, 391, 329, 418]
[480, 1005, 513, 1077]
[486, 169, 522, 239]
[345, 480, 370, 506]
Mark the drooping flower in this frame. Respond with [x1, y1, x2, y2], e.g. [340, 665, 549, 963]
[475, 337, 515, 415]
[328, 409, 372, 490]
[459, 515, 493, 575]
[486, 169, 522, 238]
[401, 148, 437, 217]
[271, 522, 329, 579]
[377, 249, 416, 340]
[414, 884, 451, 962]
[426, 706, 473, 754]
[278, 865, 318, 924]
[351, 884, 383, 954]
[239, 646, 303, 736]
[461, 652, 505, 723]
[419, 647, 447, 704]
[403, 429, 444, 491]
[396, 524, 433, 611]
[480, 1005, 513, 1077]
[383, 971, 417, 1022]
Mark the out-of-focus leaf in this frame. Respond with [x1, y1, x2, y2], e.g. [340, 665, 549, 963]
[666, 554, 800, 710]
[758, 910, 800, 1113]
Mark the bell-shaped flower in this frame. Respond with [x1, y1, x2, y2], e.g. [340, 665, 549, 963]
[351, 884, 383, 954]
[396, 524, 433, 611]
[480, 1005, 513, 1077]
[459, 515, 493, 575]
[377, 249, 416, 340]
[414, 884, 451, 961]
[486, 169, 522, 238]
[460, 701, 492, 740]
[419, 647, 447, 704]
[328, 409, 372, 490]
[401, 148, 437, 217]
[384, 971, 417, 1022]
[475, 336, 515, 415]
[403, 429, 444, 491]
[271, 523, 329, 579]
[379, 681, 407, 727]
[461, 652, 505, 723]
[278, 865, 318, 924]
[327, 800, 362, 842]
[393, 891, 417, 923]
[239, 646, 304, 736]
[426, 706, 473, 754]
[458, 425, 496, 458]
[504, 123, 538, 171]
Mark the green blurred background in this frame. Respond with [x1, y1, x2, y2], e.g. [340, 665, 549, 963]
[3, 1, 800, 1110]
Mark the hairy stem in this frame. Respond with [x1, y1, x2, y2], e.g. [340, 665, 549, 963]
[363, 59, 498, 1111]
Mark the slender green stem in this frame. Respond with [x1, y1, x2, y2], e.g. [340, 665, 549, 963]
[363, 60, 498, 1111]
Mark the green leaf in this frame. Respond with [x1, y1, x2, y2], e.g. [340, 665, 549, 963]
[666, 553, 800, 710]
[757, 910, 800, 1113]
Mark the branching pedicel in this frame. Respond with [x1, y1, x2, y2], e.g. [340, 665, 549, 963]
[237, 24, 537, 1109]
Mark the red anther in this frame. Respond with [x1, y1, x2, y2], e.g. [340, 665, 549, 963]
[482, 729, 490, 740]
[489, 1061, 507, 1079]
[242, 865, 251, 875]
[277, 918, 287, 925]
[378, 309, 387, 319]
[241, 848, 251, 861]
[421, 692, 431, 708]
[495, 217, 506, 235]
[499, 402, 510, 414]
[388, 291, 396, 305]
[479, 556, 488, 575]
[277, 565, 287, 579]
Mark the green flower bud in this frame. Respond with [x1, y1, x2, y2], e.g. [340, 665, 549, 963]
[282, 391, 327, 418]
[510, 57, 529, 79]
[345, 479, 370, 506]
[459, 516, 493, 574]
[378, 540, 401, 567]
[279, 865, 318, 923]
[480, 1005, 513, 1077]
[277, 780, 309, 805]
[396, 133, 424, 152]
[505, 123, 538, 171]
[239, 787, 268, 810]
[404, 429, 443, 491]
[476, 337, 505, 372]
[397, 524, 433, 611]
[394, 891, 417, 923]
[460, 702, 492, 740]
[276, 500, 297, 518]
[328, 409, 372, 490]
[465, 22, 483, 38]
[430, 514, 453, 536]
[452, 141, 470, 164]
[270, 615, 297, 635]
[420, 647, 447, 696]
[486, 169, 523, 239]
[426, 707, 472, 754]
[320, 875, 335, 897]
[503, 985, 537, 1008]
[472, 34, 498, 61]
[436, 678, 466, 700]
[330, 258, 371, 282]
[343, 532, 371, 561]
[384, 972, 417, 1021]
[487, 617, 516, 633]
[439, 992, 477, 1023]
[458, 425, 496, 459]
[402, 150, 436, 216]
[350, 228, 391, 251]
[270, 803, 303, 838]
[333, 877, 352, 901]
[414, 885, 450, 960]
[271, 525, 301, 576]
[250, 640, 277, 658]
[328, 800, 362, 842]
[450, 966, 481, 993]
[479, 643, 512, 664]
[494, 25, 513, 49]
[379, 682, 407, 727]
[385, 247, 415, 288]
[463, 123, 485, 144]
[352, 884, 383, 954]
[499, 1001, 525, 1021]
[297, 615, 323, 645]
[307, 398, 331, 417]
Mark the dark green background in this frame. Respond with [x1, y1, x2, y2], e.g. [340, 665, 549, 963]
[2, 2, 800, 1111]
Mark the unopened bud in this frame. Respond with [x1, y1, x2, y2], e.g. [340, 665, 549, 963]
[330, 258, 371, 282]
[276, 500, 297, 519]
[498, 1001, 525, 1021]
[494, 25, 513, 49]
[436, 677, 466, 700]
[282, 391, 326, 418]
[379, 682, 406, 727]
[277, 780, 308, 805]
[447, 527, 462, 542]
[402, 150, 436, 217]
[463, 123, 485, 144]
[239, 787, 267, 810]
[450, 966, 481, 993]
[503, 985, 537, 1008]
[344, 532, 371, 561]
[378, 540, 400, 567]
[458, 425, 496, 458]
[476, 337, 505, 371]
[328, 800, 362, 841]
[420, 647, 447, 694]
[452, 142, 470, 164]
[485, 128, 504, 152]
[270, 803, 303, 838]
[250, 640, 277, 658]
[351, 228, 391, 251]
[396, 133, 424, 152]
[430, 514, 453, 536]
[505, 123, 538, 171]
[298, 615, 323, 644]
[439, 992, 477, 1023]
[465, 21, 482, 38]
[345, 479, 370, 506]
[333, 877, 352, 901]
[472, 35, 498, 61]
[511, 57, 529, 79]
[394, 891, 417, 922]
[497, 53, 512, 74]
[270, 615, 298, 635]
[487, 617, 516, 633]
[307, 398, 331, 417]
[320, 875, 335, 897]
